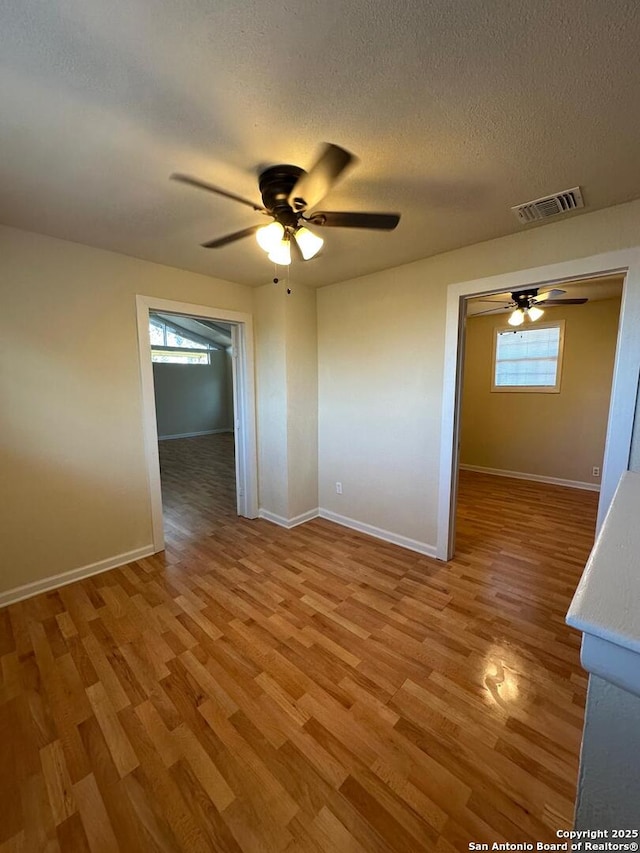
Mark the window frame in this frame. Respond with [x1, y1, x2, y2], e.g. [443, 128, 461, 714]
[149, 315, 221, 365]
[149, 315, 218, 350]
[491, 319, 565, 394]
[150, 345, 212, 365]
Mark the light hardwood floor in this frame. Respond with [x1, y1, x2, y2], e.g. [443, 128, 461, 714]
[0, 434, 597, 851]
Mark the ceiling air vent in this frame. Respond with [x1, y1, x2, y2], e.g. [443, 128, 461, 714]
[511, 186, 584, 224]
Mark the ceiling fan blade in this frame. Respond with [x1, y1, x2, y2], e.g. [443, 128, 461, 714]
[289, 144, 355, 212]
[470, 306, 511, 316]
[308, 211, 400, 230]
[540, 298, 589, 305]
[534, 288, 566, 302]
[171, 173, 265, 212]
[201, 224, 262, 248]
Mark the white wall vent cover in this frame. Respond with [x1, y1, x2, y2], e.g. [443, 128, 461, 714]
[511, 187, 584, 224]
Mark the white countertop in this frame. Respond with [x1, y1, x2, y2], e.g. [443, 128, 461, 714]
[566, 470, 640, 696]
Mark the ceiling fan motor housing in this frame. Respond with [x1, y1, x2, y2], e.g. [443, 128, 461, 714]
[258, 165, 304, 228]
[512, 289, 538, 309]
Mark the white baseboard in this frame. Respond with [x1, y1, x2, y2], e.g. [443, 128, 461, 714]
[258, 508, 319, 529]
[258, 505, 438, 557]
[158, 428, 232, 441]
[0, 544, 156, 609]
[459, 463, 601, 492]
[318, 509, 438, 558]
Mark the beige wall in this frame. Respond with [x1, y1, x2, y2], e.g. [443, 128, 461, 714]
[254, 282, 318, 521]
[254, 284, 289, 518]
[285, 284, 318, 519]
[318, 267, 443, 543]
[0, 225, 252, 594]
[318, 199, 640, 549]
[460, 297, 621, 484]
[153, 352, 233, 439]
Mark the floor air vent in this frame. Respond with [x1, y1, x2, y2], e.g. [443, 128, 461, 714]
[512, 187, 584, 224]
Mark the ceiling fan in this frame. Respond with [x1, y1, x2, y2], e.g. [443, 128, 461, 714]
[473, 287, 588, 326]
[171, 143, 400, 265]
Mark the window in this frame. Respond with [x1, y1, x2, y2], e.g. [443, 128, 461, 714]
[151, 349, 211, 365]
[149, 316, 213, 364]
[492, 320, 564, 393]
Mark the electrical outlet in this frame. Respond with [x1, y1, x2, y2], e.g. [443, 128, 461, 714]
[335, 482, 342, 495]
[592, 466, 600, 477]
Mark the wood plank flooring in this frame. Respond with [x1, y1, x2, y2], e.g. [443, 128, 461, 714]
[0, 434, 597, 851]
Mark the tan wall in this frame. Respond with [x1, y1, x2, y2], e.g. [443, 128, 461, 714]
[254, 283, 289, 518]
[253, 282, 318, 521]
[285, 285, 318, 519]
[318, 267, 442, 543]
[318, 198, 640, 549]
[0, 225, 252, 594]
[460, 298, 621, 484]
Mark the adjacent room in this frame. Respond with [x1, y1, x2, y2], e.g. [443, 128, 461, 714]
[455, 275, 623, 553]
[2, 1, 640, 849]
[461, 276, 623, 493]
[149, 312, 237, 544]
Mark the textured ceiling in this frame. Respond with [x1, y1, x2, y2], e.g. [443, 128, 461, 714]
[1, 1, 640, 287]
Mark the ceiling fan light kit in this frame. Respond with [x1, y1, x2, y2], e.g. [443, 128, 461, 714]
[267, 235, 292, 266]
[506, 304, 543, 325]
[256, 221, 285, 252]
[171, 143, 400, 267]
[527, 305, 544, 321]
[256, 221, 324, 264]
[294, 226, 324, 260]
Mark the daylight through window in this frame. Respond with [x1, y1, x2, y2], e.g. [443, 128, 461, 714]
[492, 321, 564, 392]
[149, 316, 213, 364]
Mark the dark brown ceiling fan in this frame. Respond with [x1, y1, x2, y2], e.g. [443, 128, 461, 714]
[171, 143, 400, 264]
[473, 287, 588, 325]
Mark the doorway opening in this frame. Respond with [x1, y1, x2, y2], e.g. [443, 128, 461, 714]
[135, 296, 258, 554]
[437, 249, 640, 561]
[455, 274, 623, 562]
[151, 311, 236, 546]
